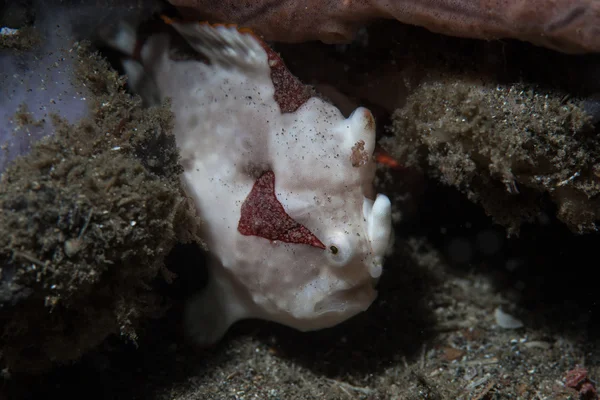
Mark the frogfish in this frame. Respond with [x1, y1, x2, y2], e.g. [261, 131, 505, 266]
[106, 17, 394, 345]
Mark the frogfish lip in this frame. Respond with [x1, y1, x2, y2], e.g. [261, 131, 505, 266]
[312, 283, 377, 318]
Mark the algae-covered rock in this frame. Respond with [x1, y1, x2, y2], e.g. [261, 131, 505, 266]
[383, 74, 599, 235]
[0, 42, 200, 374]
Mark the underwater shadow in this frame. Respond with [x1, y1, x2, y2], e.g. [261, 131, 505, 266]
[3, 235, 437, 399]
[408, 178, 600, 341]
[2, 243, 212, 399]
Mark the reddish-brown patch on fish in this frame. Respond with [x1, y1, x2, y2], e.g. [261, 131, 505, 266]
[258, 44, 313, 113]
[238, 171, 326, 249]
[161, 15, 312, 113]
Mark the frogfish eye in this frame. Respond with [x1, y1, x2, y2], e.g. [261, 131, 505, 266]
[325, 232, 354, 267]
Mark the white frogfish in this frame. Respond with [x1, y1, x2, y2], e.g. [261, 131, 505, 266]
[107, 17, 393, 345]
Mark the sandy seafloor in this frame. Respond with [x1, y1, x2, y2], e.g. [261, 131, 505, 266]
[2, 2, 600, 399]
